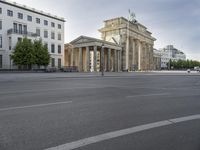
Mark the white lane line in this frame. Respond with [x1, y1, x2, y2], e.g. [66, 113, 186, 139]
[45, 114, 200, 150]
[169, 114, 200, 123]
[0, 86, 106, 95]
[126, 93, 170, 98]
[0, 101, 72, 111]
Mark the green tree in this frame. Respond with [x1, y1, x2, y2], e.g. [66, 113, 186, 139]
[177, 60, 183, 69]
[186, 60, 190, 69]
[168, 59, 200, 70]
[11, 38, 50, 70]
[11, 37, 35, 69]
[33, 40, 50, 68]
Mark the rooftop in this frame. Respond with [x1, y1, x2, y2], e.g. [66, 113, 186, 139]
[0, 0, 66, 22]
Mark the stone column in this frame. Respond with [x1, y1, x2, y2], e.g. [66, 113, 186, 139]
[134, 39, 139, 70]
[107, 48, 111, 72]
[117, 50, 120, 72]
[129, 38, 133, 71]
[114, 50, 117, 72]
[141, 42, 146, 71]
[144, 43, 147, 70]
[70, 49, 74, 66]
[137, 40, 142, 70]
[86, 46, 90, 72]
[93, 46, 97, 72]
[125, 36, 129, 71]
[100, 46, 104, 72]
[147, 44, 151, 70]
[132, 39, 136, 70]
[79, 47, 83, 72]
[119, 50, 122, 72]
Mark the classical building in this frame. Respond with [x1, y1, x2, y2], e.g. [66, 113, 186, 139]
[0, 0, 65, 69]
[64, 43, 73, 67]
[99, 17, 156, 71]
[153, 49, 161, 70]
[65, 36, 122, 72]
[159, 45, 186, 69]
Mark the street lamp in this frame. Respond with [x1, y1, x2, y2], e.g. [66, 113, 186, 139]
[101, 44, 105, 77]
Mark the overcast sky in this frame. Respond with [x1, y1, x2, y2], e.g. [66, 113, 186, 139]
[12, 0, 200, 60]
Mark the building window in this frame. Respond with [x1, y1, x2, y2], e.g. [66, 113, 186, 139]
[0, 20, 2, 30]
[0, 8, 2, 14]
[51, 58, 55, 67]
[27, 15, 32, 22]
[7, 10, 13, 17]
[58, 58, 61, 68]
[9, 37, 12, 50]
[44, 20, 48, 26]
[0, 35, 2, 48]
[51, 32, 55, 39]
[13, 23, 17, 32]
[44, 30, 48, 38]
[0, 55, 2, 68]
[51, 22, 55, 27]
[18, 37, 22, 42]
[23, 25, 27, 34]
[18, 13, 23, 19]
[51, 44, 55, 53]
[58, 45, 61, 54]
[19, 24, 22, 34]
[58, 24, 61, 29]
[36, 29, 40, 36]
[58, 33, 61, 40]
[36, 18, 40, 24]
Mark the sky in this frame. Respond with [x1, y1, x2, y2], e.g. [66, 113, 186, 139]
[11, 0, 200, 60]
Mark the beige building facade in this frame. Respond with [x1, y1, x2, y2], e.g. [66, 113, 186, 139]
[65, 36, 122, 72]
[99, 17, 156, 71]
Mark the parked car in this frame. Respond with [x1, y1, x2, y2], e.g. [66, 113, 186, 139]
[194, 66, 200, 72]
[61, 66, 78, 72]
[45, 67, 57, 72]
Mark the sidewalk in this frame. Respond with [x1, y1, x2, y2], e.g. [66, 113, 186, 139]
[0, 71, 199, 82]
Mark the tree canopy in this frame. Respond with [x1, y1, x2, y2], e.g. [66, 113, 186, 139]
[33, 40, 50, 68]
[168, 59, 200, 70]
[11, 38, 50, 69]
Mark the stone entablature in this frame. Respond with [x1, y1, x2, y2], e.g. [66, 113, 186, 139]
[70, 36, 122, 50]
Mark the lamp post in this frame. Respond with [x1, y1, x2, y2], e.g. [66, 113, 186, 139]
[101, 44, 105, 77]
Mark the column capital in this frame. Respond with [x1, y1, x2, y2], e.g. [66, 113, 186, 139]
[134, 39, 140, 43]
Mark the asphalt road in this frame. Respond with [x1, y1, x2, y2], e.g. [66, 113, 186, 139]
[0, 72, 200, 150]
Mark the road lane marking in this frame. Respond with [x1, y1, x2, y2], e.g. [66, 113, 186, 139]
[169, 114, 200, 123]
[126, 93, 170, 98]
[0, 101, 72, 111]
[45, 114, 200, 150]
[0, 86, 102, 95]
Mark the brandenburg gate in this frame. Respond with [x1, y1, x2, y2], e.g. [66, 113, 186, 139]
[99, 17, 156, 71]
